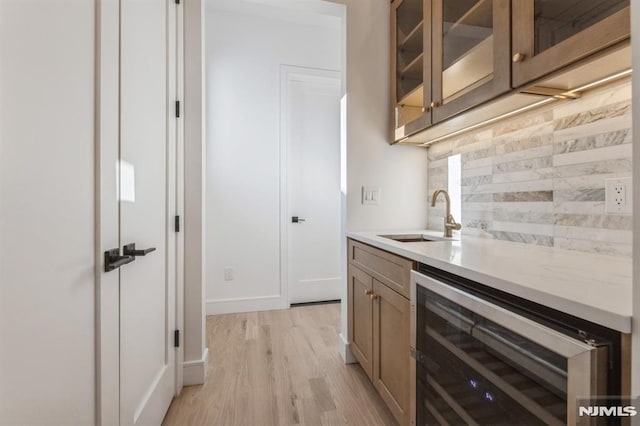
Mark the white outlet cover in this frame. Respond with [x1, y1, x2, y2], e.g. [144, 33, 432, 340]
[224, 267, 234, 281]
[605, 177, 632, 214]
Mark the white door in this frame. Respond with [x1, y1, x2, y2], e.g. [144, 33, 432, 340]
[118, 0, 176, 424]
[285, 70, 342, 304]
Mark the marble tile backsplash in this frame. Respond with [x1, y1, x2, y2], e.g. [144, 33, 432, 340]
[427, 79, 633, 257]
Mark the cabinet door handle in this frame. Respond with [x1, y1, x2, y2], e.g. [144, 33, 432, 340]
[512, 52, 526, 63]
[430, 101, 439, 108]
[370, 293, 379, 300]
[365, 289, 373, 296]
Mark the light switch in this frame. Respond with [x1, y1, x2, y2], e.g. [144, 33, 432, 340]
[362, 187, 380, 206]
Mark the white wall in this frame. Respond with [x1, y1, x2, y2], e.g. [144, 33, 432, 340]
[631, 0, 639, 403]
[337, 3, 428, 233]
[328, 0, 429, 361]
[0, 1, 96, 423]
[205, 3, 343, 314]
[184, 0, 209, 385]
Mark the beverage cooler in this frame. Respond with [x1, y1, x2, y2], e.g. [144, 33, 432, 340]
[410, 265, 623, 426]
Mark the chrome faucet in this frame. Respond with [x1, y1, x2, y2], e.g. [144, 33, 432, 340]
[431, 189, 462, 238]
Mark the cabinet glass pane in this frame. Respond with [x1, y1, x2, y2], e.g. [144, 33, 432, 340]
[395, 0, 424, 127]
[441, 0, 493, 103]
[533, 0, 629, 55]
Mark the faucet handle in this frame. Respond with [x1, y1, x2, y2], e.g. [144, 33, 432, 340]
[446, 214, 462, 230]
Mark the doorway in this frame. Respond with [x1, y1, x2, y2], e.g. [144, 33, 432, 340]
[281, 66, 343, 305]
[204, 1, 345, 314]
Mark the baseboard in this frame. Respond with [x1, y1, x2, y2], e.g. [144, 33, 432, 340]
[339, 333, 357, 364]
[183, 347, 209, 386]
[206, 295, 286, 315]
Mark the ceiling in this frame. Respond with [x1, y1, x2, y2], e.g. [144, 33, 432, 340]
[207, 0, 344, 29]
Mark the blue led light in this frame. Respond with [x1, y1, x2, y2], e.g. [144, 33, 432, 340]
[469, 379, 478, 389]
[485, 392, 494, 402]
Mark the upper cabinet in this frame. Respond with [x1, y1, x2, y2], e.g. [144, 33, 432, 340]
[391, 0, 631, 144]
[512, 0, 630, 87]
[431, 0, 511, 123]
[391, 0, 431, 138]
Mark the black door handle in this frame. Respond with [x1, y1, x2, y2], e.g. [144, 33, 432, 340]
[104, 248, 135, 272]
[292, 216, 306, 223]
[123, 243, 156, 257]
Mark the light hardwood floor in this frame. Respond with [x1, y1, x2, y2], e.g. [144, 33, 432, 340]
[162, 303, 397, 426]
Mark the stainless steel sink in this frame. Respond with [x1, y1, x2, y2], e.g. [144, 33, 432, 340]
[378, 234, 455, 243]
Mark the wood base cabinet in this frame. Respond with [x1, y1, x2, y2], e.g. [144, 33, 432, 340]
[372, 279, 410, 425]
[348, 265, 374, 380]
[347, 239, 413, 426]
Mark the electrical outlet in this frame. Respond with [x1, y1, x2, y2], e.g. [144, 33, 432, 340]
[362, 186, 380, 206]
[605, 177, 632, 214]
[224, 267, 234, 281]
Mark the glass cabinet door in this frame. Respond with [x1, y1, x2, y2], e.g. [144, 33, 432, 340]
[392, 0, 431, 140]
[512, 0, 630, 87]
[431, 0, 510, 124]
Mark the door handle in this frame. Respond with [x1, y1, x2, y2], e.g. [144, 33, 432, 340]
[104, 248, 135, 272]
[291, 216, 306, 223]
[123, 243, 156, 257]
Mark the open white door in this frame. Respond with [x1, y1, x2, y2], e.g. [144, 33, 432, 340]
[284, 68, 342, 304]
[119, 0, 177, 424]
[98, 0, 179, 424]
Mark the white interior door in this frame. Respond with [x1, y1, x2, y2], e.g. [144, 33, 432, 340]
[286, 70, 342, 304]
[119, 0, 176, 424]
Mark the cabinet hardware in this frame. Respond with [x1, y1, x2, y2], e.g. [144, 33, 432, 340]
[430, 101, 438, 108]
[512, 52, 526, 63]
[370, 293, 379, 300]
[365, 289, 373, 296]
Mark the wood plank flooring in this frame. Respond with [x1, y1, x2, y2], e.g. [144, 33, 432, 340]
[162, 303, 397, 426]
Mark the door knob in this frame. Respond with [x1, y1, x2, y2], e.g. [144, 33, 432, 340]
[291, 216, 306, 223]
[104, 248, 135, 272]
[365, 289, 373, 296]
[123, 243, 156, 257]
[370, 293, 379, 300]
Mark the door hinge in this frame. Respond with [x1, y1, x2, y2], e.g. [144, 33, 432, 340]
[174, 330, 180, 347]
[175, 100, 180, 118]
[174, 215, 180, 232]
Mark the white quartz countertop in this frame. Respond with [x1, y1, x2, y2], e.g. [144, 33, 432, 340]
[347, 230, 633, 333]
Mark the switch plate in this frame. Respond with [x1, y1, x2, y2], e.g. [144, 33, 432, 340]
[605, 177, 632, 214]
[362, 187, 380, 206]
[224, 267, 234, 281]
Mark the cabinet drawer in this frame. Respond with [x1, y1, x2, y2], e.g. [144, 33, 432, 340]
[348, 239, 413, 299]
